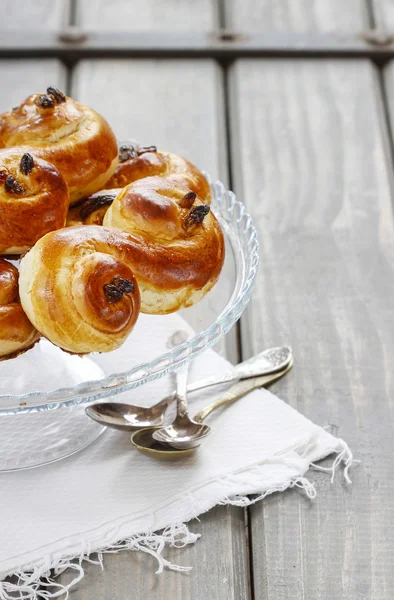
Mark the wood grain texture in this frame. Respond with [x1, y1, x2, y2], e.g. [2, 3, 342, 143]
[372, 0, 394, 28]
[54, 58, 249, 600]
[0, 0, 69, 29]
[0, 59, 66, 112]
[384, 57, 394, 100]
[230, 58, 394, 599]
[225, 0, 369, 31]
[76, 0, 218, 30]
[72, 59, 226, 182]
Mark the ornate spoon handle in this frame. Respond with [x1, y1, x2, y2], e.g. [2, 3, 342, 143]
[194, 359, 294, 423]
[187, 346, 292, 393]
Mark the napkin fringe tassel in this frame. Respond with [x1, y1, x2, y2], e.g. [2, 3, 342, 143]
[0, 443, 355, 600]
[310, 443, 356, 485]
[0, 523, 198, 600]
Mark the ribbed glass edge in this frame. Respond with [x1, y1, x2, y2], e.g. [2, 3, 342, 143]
[0, 180, 260, 414]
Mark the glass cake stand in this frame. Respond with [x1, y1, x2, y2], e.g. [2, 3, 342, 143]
[0, 180, 259, 470]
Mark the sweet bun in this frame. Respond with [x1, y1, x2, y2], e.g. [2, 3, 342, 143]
[0, 87, 118, 204]
[19, 226, 141, 354]
[0, 258, 39, 359]
[0, 148, 69, 255]
[103, 142, 211, 204]
[66, 189, 120, 227]
[103, 176, 224, 314]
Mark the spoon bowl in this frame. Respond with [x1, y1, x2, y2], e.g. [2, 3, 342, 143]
[131, 428, 198, 458]
[85, 401, 168, 431]
[153, 418, 212, 449]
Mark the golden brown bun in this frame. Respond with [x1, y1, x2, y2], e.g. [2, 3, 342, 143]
[66, 189, 120, 227]
[0, 87, 118, 204]
[103, 176, 224, 314]
[102, 143, 211, 204]
[0, 148, 69, 255]
[0, 258, 39, 359]
[19, 226, 141, 354]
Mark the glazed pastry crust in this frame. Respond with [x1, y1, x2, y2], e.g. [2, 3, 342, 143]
[103, 176, 224, 314]
[0, 258, 39, 359]
[103, 144, 211, 204]
[19, 226, 141, 354]
[0, 90, 118, 204]
[0, 148, 69, 255]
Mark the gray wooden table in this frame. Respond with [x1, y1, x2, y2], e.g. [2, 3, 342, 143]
[2, 1, 394, 598]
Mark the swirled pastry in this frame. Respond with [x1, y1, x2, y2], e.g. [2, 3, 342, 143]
[103, 176, 224, 314]
[66, 189, 120, 227]
[0, 87, 118, 204]
[103, 142, 212, 204]
[0, 148, 69, 255]
[19, 227, 141, 354]
[0, 258, 39, 359]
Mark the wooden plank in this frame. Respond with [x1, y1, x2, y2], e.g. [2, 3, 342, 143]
[0, 0, 69, 29]
[71, 59, 226, 182]
[54, 58, 249, 600]
[384, 59, 394, 107]
[225, 0, 369, 32]
[0, 59, 66, 112]
[372, 0, 394, 29]
[230, 58, 394, 599]
[76, 0, 218, 30]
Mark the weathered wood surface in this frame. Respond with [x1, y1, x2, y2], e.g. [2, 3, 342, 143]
[72, 59, 226, 181]
[230, 58, 394, 599]
[0, 59, 66, 112]
[0, 0, 69, 29]
[55, 58, 249, 600]
[76, 0, 218, 30]
[225, 0, 369, 31]
[384, 58, 394, 105]
[371, 0, 394, 28]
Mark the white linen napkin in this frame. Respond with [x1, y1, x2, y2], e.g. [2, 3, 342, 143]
[0, 313, 353, 599]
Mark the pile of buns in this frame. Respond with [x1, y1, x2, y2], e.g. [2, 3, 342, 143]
[0, 87, 225, 359]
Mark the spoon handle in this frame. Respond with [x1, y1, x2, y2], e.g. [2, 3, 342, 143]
[187, 346, 292, 393]
[174, 363, 190, 418]
[194, 359, 293, 423]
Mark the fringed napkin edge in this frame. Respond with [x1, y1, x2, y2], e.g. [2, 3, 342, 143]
[0, 434, 355, 600]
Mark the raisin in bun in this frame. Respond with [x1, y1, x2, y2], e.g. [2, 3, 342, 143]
[0, 87, 118, 204]
[0, 149, 69, 255]
[19, 226, 141, 354]
[103, 176, 224, 314]
[0, 258, 39, 359]
[102, 142, 211, 204]
[66, 189, 119, 227]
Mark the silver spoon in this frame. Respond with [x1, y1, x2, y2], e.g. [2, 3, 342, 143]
[152, 357, 293, 449]
[85, 346, 292, 431]
[151, 359, 199, 448]
[152, 354, 206, 448]
[131, 359, 293, 456]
